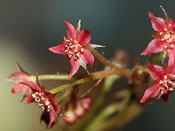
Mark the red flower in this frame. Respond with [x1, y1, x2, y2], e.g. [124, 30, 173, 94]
[8, 63, 33, 101]
[141, 11, 175, 63]
[140, 62, 175, 103]
[49, 20, 104, 78]
[20, 77, 60, 128]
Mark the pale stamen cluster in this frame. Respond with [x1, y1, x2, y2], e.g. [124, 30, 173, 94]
[159, 75, 175, 95]
[32, 92, 51, 112]
[159, 28, 175, 49]
[65, 39, 84, 60]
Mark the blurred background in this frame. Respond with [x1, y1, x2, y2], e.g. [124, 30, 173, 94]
[1, 0, 175, 131]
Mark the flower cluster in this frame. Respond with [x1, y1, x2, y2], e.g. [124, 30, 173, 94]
[63, 96, 92, 124]
[140, 8, 175, 103]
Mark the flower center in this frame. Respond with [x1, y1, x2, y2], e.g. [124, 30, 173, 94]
[159, 75, 175, 92]
[32, 92, 51, 112]
[160, 28, 175, 49]
[64, 39, 84, 60]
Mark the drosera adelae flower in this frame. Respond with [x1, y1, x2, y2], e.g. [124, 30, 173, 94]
[19, 74, 60, 128]
[140, 61, 175, 103]
[8, 62, 33, 102]
[49, 20, 105, 78]
[141, 6, 175, 64]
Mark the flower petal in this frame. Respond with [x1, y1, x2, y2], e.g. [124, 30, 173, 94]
[167, 18, 175, 30]
[88, 44, 105, 49]
[167, 47, 175, 74]
[63, 110, 77, 124]
[147, 63, 165, 81]
[141, 39, 164, 55]
[48, 106, 57, 128]
[25, 95, 34, 103]
[62, 20, 77, 40]
[12, 83, 32, 96]
[69, 58, 80, 78]
[47, 93, 60, 113]
[148, 11, 165, 32]
[78, 29, 91, 47]
[140, 83, 160, 103]
[81, 49, 94, 67]
[74, 101, 85, 117]
[19, 81, 42, 92]
[8, 72, 27, 78]
[49, 41, 68, 55]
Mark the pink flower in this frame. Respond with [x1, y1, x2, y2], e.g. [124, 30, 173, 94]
[49, 20, 103, 78]
[8, 63, 33, 101]
[63, 96, 92, 124]
[20, 77, 60, 128]
[140, 62, 175, 103]
[141, 11, 175, 63]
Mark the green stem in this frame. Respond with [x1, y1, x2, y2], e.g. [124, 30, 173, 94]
[84, 90, 131, 131]
[98, 103, 142, 130]
[49, 69, 120, 94]
[91, 49, 132, 78]
[98, 90, 131, 130]
[135, 65, 149, 73]
[30, 74, 70, 81]
[84, 103, 119, 131]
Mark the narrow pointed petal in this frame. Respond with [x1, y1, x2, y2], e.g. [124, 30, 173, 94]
[78, 29, 91, 47]
[49, 41, 68, 55]
[62, 20, 77, 40]
[160, 5, 169, 26]
[48, 106, 57, 128]
[81, 49, 94, 67]
[88, 44, 105, 49]
[8, 72, 27, 78]
[140, 84, 160, 103]
[141, 39, 164, 55]
[47, 93, 60, 113]
[147, 63, 165, 81]
[167, 48, 175, 74]
[168, 18, 175, 30]
[16, 62, 30, 75]
[25, 95, 34, 103]
[69, 58, 80, 78]
[148, 11, 165, 32]
[19, 81, 42, 92]
[12, 83, 32, 96]
[76, 19, 81, 33]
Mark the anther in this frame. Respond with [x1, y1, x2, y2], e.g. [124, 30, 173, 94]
[164, 75, 167, 79]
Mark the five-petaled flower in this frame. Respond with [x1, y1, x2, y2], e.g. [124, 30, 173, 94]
[49, 20, 104, 78]
[8, 63, 33, 102]
[20, 76, 60, 128]
[141, 10, 175, 64]
[140, 62, 175, 103]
